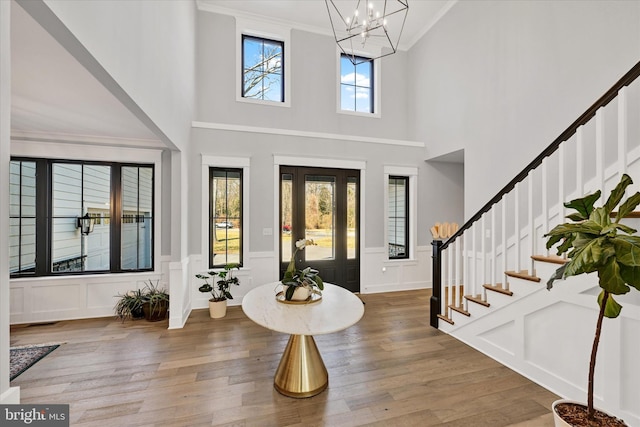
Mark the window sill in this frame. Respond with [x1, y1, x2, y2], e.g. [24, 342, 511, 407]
[236, 96, 290, 108]
[337, 109, 381, 119]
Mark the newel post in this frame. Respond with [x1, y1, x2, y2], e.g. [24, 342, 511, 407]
[431, 239, 443, 328]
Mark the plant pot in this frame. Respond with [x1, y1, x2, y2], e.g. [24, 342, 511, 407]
[209, 299, 227, 319]
[131, 306, 145, 320]
[552, 399, 628, 427]
[142, 301, 169, 322]
[283, 285, 310, 301]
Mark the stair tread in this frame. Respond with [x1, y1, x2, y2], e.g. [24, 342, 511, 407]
[531, 254, 568, 265]
[437, 314, 454, 325]
[483, 283, 514, 296]
[449, 305, 471, 317]
[505, 270, 541, 282]
[465, 295, 490, 307]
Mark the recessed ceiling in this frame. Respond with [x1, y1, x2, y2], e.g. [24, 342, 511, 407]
[11, 2, 163, 148]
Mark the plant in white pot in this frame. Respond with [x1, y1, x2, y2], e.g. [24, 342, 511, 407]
[281, 238, 323, 301]
[196, 263, 240, 319]
[544, 173, 639, 427]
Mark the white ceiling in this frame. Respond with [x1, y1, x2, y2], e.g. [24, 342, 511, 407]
[11, 1, 455, 148]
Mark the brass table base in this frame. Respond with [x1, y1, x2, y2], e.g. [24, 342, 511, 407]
[274, 334, 328, 398]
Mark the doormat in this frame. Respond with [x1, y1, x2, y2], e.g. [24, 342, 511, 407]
[10, 344, 60, 381]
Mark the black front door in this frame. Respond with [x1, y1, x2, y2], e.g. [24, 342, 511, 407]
[280, 166, 360, 292]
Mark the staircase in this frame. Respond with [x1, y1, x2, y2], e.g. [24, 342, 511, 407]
[430, 60, 640, 426]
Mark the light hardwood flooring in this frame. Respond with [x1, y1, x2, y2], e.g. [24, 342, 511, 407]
[10, 289, 558, 426]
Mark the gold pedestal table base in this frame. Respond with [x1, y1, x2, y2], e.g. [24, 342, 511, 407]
[241, 283, 364, 399]
[274, 335, 328, 398]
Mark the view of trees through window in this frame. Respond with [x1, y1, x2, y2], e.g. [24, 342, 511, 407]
[242, 35, 283, 102]
[210, 168, 242, 267]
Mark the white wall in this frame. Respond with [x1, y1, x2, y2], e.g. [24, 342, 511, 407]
[409, 0, 640, 219]
[0, 0, 19, 405]
[40, 0, 196, 152]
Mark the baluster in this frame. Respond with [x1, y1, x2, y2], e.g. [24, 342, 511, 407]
[491, 208, 496, 288]
[463, 229, 468, 311]
[618, 87, 628, 177]
[542, 159, 549, 255]
[447, 240, 454, 312]
[481, 215, 486, 289]
[576, 127, 584, 197]
[514, 183, 521, 274]
[559, 144, 566, 226]
[596, 108, 605, 194]
[456, 235, 463, 311]
[502, 196, 507, 291]
[528, 170, 534, 275]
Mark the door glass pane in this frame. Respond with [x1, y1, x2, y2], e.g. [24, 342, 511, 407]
[10, 161, 37, 274]
[305, 176, 335, 261]
[347, 177, 357, 259]
[211, 169, 242, 267]
[281, 173, 293, 263]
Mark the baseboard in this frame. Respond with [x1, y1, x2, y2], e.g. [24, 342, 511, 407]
[0, 386, 20, 404]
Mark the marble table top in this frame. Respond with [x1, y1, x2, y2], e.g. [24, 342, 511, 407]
[242, 282, 365, 336]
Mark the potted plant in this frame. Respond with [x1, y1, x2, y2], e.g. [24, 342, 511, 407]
[281, 239, 324, 301]
[114, 288, 145, 322]
[196, 263, 240, 318]
[545, 173, 638, 427]
[141, 280, 170, 322]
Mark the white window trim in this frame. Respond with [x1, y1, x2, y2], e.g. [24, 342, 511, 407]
[236, 18, 291, 108]
[201, 155, 250, 273]
[336, 46, 381, 118]
[384, 165, 417, 261]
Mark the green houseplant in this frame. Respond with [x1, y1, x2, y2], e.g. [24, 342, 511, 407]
[114, 288, 145, 322]
[141, 280, 170, 322]
[545, 173, 639, 427]
[196, 263, 240, 318]
[281, 239, 323, 301]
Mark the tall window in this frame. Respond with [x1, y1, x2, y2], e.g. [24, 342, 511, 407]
[340, 54, 374, 113]
[9, 158, 154, 277]
[388, 176, 409, 259]
[210, 168, 243, 268]
[242, 35, 284, 102]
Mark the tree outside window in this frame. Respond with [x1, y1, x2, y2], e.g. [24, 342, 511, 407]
[242, 35, 284, 102]
[210, 168, 243, 267]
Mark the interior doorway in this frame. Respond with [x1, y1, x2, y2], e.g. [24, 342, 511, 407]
[280, 166, 360, 292]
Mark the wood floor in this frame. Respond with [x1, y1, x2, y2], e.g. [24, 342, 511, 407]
[10, 290, 558, 426]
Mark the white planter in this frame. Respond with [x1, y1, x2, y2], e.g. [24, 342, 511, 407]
[209, 299, 227, 319]
[552, 399, 626, 427]
[283, 285, 310, 301]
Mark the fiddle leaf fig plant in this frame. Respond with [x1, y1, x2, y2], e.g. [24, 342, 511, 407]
[545, 173, 640, 422]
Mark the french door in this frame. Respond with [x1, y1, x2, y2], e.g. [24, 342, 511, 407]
[280, 166, 360, 292]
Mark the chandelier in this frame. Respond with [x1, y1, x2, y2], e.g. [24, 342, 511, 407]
[325, 0, 409, 65]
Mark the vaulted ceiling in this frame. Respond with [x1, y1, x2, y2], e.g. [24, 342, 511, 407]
[11, 1, 454, 148]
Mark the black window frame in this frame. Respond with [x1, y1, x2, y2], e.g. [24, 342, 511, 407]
[388, 175, 409, 260]
[241, 34, 285, 102]
[209, 167, 243, 269]
[340, 53, 374, 113]
[9, 157, 155, 278]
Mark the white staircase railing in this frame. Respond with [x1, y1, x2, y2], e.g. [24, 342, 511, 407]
[431, 60, 640, 328]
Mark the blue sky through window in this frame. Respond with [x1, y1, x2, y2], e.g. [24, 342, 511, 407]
[243, 36, 283, 102]
[340, 54, 373, 113]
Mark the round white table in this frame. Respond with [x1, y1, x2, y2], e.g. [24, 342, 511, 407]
[242, 282, 365, 398]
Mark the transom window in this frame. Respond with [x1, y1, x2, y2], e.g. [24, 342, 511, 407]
[210, 168, 243, 268]
[388, 176, 409, 259]
[340, 53, 374, 113]
[10, 159, 154, 277]
[242, 35, 284, 102]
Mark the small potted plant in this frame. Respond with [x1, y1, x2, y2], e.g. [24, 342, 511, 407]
[545, 173, 638, 427]
[114, 288, 145, 322]
[196, 263, 240, 318]
[281, 239, 323, 301]
[141, 280, 170, 322]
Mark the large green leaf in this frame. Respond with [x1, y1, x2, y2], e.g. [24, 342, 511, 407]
[545, 221, 603, 239]
[564, 191, 601, 220]
[556, 234, 576, 255]
[564, 237, 613, 277]
[601, 223, 637, 236]
[598, 259, 630, 295]
[598, 291, 623, 318]
[603, 173, 632, 215]
[613, 235, 640, 266]
[590, 207, 610, 228]
[547, 263, 567, 290]
[618, 264, 640, 291]
[616, 191, 640, 222]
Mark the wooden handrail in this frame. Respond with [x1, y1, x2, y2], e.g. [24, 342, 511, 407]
[440, 59, 640, 252]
